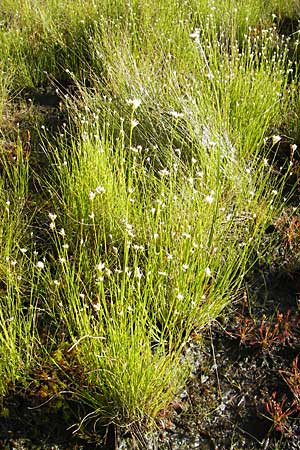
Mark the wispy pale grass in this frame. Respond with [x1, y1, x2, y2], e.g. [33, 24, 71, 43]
[42, 104, 288, 433]
[0, 0, 298, 89]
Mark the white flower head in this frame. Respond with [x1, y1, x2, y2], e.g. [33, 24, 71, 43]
[204, 267, 211, 277]
[272, 135, 281, 145]
[93, 302, 101, 312]
[127, 98, 141, 110]
[205, 194, 214, 204]
[95, 185, 105, 194]
[89, 191, 96, 200]
[131, 119, 139, 128]
[135, 267, 143, 279]
[159, 168, 170, 176]
[190, 28, 200, 40]
[36, 261, 44, 269]
[158, 271, 167, 276]
[291, 143, 297, 152]
[97, 262, 105, 271]
[169, 110, 184, 119]
[48, 213, 57, 221]
[125, 223, 135, 238]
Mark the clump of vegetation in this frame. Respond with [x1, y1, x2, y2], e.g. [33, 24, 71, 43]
[0, 0, 299, 448]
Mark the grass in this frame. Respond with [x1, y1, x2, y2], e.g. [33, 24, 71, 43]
[0, 143, 37, 397]
[0, 0, 299, 447]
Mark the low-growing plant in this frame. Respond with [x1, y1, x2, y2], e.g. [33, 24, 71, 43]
[280, 355, 300, 405]
[229, 310, 300, 350]
[264, 391, 299, 436]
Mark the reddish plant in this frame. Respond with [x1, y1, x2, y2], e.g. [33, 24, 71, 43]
[231, 310, 299, 350]
[280, 355, 300, 405]
[255, 317, 280, 348]
[277, 310, 297, 345]
[285, 216, 300, 250]
[236, 316, 256, 345]
[264, 392, 299, 435]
